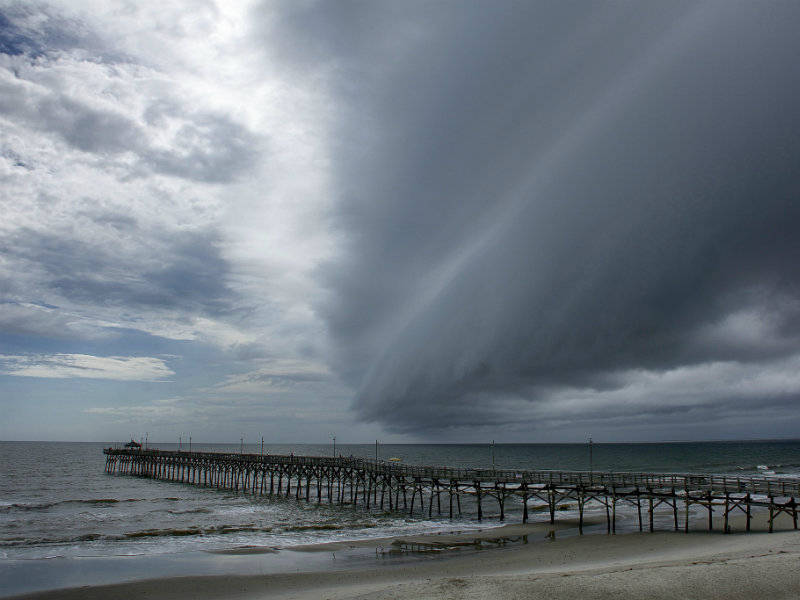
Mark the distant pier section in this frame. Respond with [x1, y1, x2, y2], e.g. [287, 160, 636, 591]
[104, 448, 799, 533]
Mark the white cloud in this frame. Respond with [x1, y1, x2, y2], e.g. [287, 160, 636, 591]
[84, 404, 180, 417]
[0, 353, 174, 381]
[211, 358, 335, 394]
[0, 1, 338, 364]
[518, 356, 800, 429]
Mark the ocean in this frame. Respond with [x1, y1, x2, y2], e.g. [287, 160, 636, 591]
[1, 440, 799, 595]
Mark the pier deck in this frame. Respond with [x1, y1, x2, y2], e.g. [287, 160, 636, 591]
[103, 448, 800, 533]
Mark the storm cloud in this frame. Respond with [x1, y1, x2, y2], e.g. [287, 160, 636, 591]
[311, 1, 800, 434]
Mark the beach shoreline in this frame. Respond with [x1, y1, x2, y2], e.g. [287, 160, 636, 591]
[6, 514, 800, 600]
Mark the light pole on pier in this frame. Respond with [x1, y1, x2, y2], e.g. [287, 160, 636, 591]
[179, 436, 181, 452]
[492, 440, 496, 472]
[240, 438, 243, 454]
[375, 440, 378, 461]
[261, 436, 264, 455]
[145, 432, 148, 450]
[333, 436, 336, 457]
[589, 438, 593, 478]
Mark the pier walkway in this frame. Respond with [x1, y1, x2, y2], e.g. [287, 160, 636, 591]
[103, 448, 799, 533]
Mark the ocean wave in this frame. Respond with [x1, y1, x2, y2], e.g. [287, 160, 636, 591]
[1, 499, 121, 512]
[123, 525, 277, 539]
[205, 525, 272, 535]
[1, 525, 275, 548]
[0, 502, 60, 512]
[124, 528, 203, 539]
[282, 524, 345, 533]
[275, 519, 388, 534]
[0, 497, 185, 513]
[0, 532, 126, 548]
[0, 524, 281, 549]
[165, 507, 213, 515]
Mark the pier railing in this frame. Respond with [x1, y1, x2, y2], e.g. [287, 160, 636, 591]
[103, 448, 800, 497]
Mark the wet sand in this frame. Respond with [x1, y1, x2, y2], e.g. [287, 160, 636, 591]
[7, 514, 800, 600]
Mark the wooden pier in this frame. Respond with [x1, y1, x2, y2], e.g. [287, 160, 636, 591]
[103, 448, 800, 533]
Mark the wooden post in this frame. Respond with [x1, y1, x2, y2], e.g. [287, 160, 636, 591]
[611, 493, 616, 534]
[746, 494, 751, 531]
[707, 492, 713, 531]
[522, 487, 529, 524]
[350, 473, 354, 504]
[449, 483, 453, 519]
[684, 494, 690, 533]
[669, 496, 676, 531]
[769, 497, 774, 533]
[724, 493, 730, 534]
[638, 490, 643, 532]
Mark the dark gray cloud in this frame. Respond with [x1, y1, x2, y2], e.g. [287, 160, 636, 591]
[140, 110, 262, 184]
[34, 94, 142, 154]
[305, 1, 800, 434]
[0, 76, 260, 183]
[0, 3, 119, 60]
[0, 300, 92, 339]
[2, 224, 232, 317]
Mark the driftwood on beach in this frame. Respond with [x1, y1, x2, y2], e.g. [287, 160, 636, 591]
[104, 448, 800, 534]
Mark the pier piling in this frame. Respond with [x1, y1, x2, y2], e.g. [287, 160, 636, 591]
[103, 448, 800, 533]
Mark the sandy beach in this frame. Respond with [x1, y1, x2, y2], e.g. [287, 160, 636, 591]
[8, 513, 800, 600]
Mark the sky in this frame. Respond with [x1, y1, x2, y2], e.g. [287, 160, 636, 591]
[2, 1, 800, 445]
